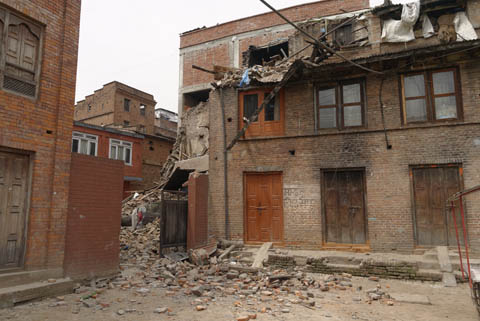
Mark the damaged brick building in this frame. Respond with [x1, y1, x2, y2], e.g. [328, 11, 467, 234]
[75, 82, 177, 191]
[180, 0, 480, 254]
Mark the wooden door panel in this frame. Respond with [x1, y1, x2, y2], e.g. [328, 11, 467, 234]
[324, 170, 366, 245]
[0, 155, 8, 267]
[349, 172, 366, 244]
[429, 169, 447, 245]
[271, 173, 283, 242]
[246, 175, 260, 242]
[413, 166, 461, 246]
[245, 173, 283, 243]
[0, 152, 29, 268]
[258, 178, 271, 242]
[444, 167, 463, 245]
[324, 173, 338, 243]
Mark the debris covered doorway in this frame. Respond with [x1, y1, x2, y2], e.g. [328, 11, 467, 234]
[322, 169, 367, 245]
[412, 165, 463, 246]
[244, 172, 283, 243]
[0, 150, 30, 269]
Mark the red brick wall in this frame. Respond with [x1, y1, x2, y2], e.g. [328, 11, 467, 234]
[64, 154, 123, 279]
[187, 173, 209, 250]
[0, 0, 81, 270]
[180, 0, 369, 48]
[180, 0, 369, 89]
[208, 58, 480, 253]
[72, 124, 143, 179]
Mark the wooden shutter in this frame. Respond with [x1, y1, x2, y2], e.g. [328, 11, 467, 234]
[3, 15, 40, 97]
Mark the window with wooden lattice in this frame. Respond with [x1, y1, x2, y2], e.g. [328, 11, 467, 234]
[0, 7, 43, 98]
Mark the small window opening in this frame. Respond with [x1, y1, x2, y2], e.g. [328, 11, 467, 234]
[246, 42, 289, 67]
[124, 98, 130, 112]
[88, 104, 92, 111]
[183, 89, 211, 110]
[124, 120, 130, 127]
[334, 24, 353, 47]
[140, 104, 146, 116]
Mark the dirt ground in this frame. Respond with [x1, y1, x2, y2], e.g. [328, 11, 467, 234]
[1, 271, 478, 321]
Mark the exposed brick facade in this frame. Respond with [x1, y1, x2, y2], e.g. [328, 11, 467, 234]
[75, 83, 176, 192]
[178, 0, 369, 119]
[72, 122, 144, 198]
[130, 134, 175, 191]
[64, 154, 123, 279]
[204, 0, 480, 253]
[0, 0, 80, 271]
[209, 60, 480, 252]
[75, 81, 157, 135]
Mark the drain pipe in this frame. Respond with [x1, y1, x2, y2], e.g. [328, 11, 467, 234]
[219, 88, 230, 240]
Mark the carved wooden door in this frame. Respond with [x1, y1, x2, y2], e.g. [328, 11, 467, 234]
[245, 173, 283, 243]
[0, 151, 29, 269]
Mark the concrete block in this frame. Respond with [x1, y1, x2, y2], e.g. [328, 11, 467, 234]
[436, 246, 453, 273]
[0, 278, 74, 309]
[442, 272, 457, 287]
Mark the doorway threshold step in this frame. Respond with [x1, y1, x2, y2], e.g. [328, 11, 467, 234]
[0, 278, 74, 309]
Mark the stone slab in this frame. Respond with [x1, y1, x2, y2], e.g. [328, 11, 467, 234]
[436, 246, 452, 273]
[252, 242, 273, 268]
[390, 293, 431, 305]
[0, 268, 63, 288]
[0, 278, 74, 309]
[442, 272, 457, 287]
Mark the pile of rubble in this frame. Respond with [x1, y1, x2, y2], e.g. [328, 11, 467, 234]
[119, 219, 161, 264]
[216, 59, 296, 88]
[113, 221, 396, 318]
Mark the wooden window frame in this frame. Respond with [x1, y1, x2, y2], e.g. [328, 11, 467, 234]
[0, 6, 44, 99]
[72, 131, 98, 156]
[400, 67, 463, 124]
[238, 88, 285, 138]
[109, 139, 133, 166]
[317, 79, 366, 130]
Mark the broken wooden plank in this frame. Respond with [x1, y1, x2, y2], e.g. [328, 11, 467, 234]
[268, 274, 293, 282]
[252, 242, 273, 268]
[192, 64, 216, 74]
[219, 245, 236, 261]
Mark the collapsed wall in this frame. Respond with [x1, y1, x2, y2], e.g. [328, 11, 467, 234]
[122, 101, 210, 216]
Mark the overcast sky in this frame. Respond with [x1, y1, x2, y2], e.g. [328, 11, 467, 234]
[75, 0, 405, 113]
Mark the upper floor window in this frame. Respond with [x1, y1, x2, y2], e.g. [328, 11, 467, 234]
[109, 139, 132, 165]
[72, 132, 98, 156]
[401, 68, 462, 123]
[140, 104, 146, 116]
[124, 98, 130, 112]
[318, 80, 365, 129]
[123, 120, 130, 127]
[239, 89, 284, 137]
[0, 8, 43, 98]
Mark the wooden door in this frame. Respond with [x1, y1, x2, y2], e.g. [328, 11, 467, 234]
[245, 173, 283, 243]
[413, 166, 462, 246]
[0, 151, 29, 269]
[324, 170, 366, 244]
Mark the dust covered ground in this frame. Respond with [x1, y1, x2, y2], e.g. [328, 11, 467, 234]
[1, 269, 478, 321]
[2, 222, 478, 321]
